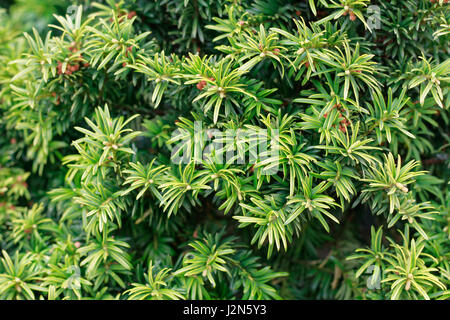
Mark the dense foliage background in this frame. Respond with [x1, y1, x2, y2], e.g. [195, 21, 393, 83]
[0, 0, 448, 300]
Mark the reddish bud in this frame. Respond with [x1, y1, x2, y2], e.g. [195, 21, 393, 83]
[57, 61, 63, 75]
[196, 80, 207, 90]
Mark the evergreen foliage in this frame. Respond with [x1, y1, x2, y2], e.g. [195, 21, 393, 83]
[0, 0, 448, 300]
